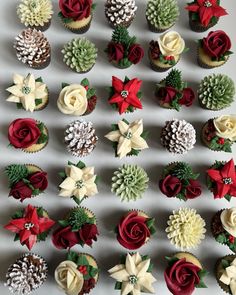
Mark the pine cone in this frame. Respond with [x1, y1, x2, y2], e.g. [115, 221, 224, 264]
[5, 253, 48, 295]
[161, 119, 196, 154]
[65, 120, 98, 157]
[14, 28, 51, 68]
[211, 210, 225, 237]
[149, 40, 160, 59]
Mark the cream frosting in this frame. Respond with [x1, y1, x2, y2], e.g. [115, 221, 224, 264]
[220, 258, 236, 295]
[221, 208, 236, 237]
[158, 31, 185, 57]
[214, 115, 236, 141]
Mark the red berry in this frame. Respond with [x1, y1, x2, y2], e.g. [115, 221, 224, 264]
[218, 138, 225, 145]
[229, 235, 235, 244]
[78, 265, 88, 275]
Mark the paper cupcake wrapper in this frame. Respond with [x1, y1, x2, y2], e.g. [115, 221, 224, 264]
[188, 12, 218, 32]
[197, 47, 227, 69]
[146, 18, 174, 33]
[63, 16, 92, 34]
[33, 87, 49, 111]
[172, 251, 203, 269]
[28, 19, 52, 32]
[30, 56, 51, 70]
[106, 16, 134, 29]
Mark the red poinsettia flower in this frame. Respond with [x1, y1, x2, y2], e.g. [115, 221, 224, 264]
[4, 204, 55, 250]
[207, 159, 236, 199]
[185, 0, 227, 26]
[109, 76, 142, 114]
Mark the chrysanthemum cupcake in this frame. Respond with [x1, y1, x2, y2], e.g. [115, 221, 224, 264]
[216, 255, 236, 294]
[8, 118, 49, 153]
[55, 251, 99, 295]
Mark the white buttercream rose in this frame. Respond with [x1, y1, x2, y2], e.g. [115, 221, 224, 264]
[214, 115, 236, 141]
[158, 31, 185, 57]
[221, 208, 236, 237]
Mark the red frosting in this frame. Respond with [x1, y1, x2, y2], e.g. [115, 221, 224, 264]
[107, 42, 124, 62]
[59, 0, 92, 21]
[157, 86, 178, 105]
[9, 181, 33, 202]
[179, 88, 195, 106]
[127, 44, 144, 64]
[159, 175, 182, 198]
[185, 179, 202, 199]
[79, 278, 96, 295]
[28, 171, 48, 190]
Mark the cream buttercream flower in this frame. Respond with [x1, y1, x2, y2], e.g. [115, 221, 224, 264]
[108, 253, 156, 295]
[214, 115, 236, 141]
[57, 84, 88, 115]
[105, 119, 148, 159]
[55, 260, 84, 295]
[220, 258, 236, 295]
[221, 208, 236, 237]
[158, 31, 185, 57]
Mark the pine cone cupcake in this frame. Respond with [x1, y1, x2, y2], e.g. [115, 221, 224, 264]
[14, 28, 51, 69]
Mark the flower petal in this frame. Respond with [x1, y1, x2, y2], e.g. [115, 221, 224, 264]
[105, 130, 121, 142]
[118, 120, 129, 135]
[59, 177, 76, 190]
[121, 282, 134, 295]
[125, 253, 137, 275]
[13, 73, 24, 85]
[112, 76, 124, 92]
[131, 135, 148, 150]
[117, 137, 131, 159]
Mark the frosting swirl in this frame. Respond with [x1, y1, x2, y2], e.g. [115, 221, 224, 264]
[214, 115, 236, 141]
[221, 208, 236, 237]
[158, 31, 185, 57]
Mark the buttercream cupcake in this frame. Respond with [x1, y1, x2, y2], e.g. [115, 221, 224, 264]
[8, 118, 49, 153]
[155, 69, 195, 110]
[111, 164, 149, 202]
[107, 76, 142, 114]
[105, 26, 144, 69]
[105, 0, 137, 28]
[115, 210, 156, 250]
[57, 78, 97, 116]
[52, 207, 99, 250]
[185, 0, 228, 32]
[6, 73, 49, 112]
[159, 162, 202, 201]
[5, 164, 48, 202]
[149, 31, 187, 72]
[202, 115, 236, 152]
[62, 38, 98, 73]
[55, 251, 99, 295]
[17, 0, 53, 31]
[166, 208, 206, 250]
[165, 252, 208, 295]
[14, 28, 51, 69]
[58, 0, 96, 34]
[206, 158, 236, 201]
[5, 253, 48, 295]
[105, 119, 148, 159]
[108, 252, 157, 294]
[146, 0, 179, 33]
[64, 120, 98, 157]
[161, 119, 196, 154]
[4, 204, 55, 250]
[58, 160, 98, 205]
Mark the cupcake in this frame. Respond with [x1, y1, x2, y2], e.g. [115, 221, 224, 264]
[14, 28, 51, 69]
[58, 160, 98, 205]
[105, 0, 137, 28]
[64, 120, 98, 157]
[55, 251, 99, 295]
[5, 163, 48, 202]
[52, 207, 99, 250]
[4, 204, 55, 250]
[62, 38, 98, 73]
[206, 158, 236, 201]
[58, 0, 96, 34]
[105, 119, 148, 158]
[164, 252, 208, 295]
[115, 210, 156, 250]
[111, 164, 149, 202]
[107, 76, 142, 114]
[149, 31, 187, 72]
[211, 208, 236, 253]
[216, 255, 236, 294]
[202, 115, 236, 152]
[159, 162, 202, 201]
[57, 78, 97, 116]
[105, 26, 144, 69]
[161, 119, 196, 154]
[166, 208, 206, 250]
[198, 74, 235, 110]
[108, 252, 157, 294]
[146, 0, 179, 33]
[8, 118, 49, 153]
[198, 30, 233, 69]
[185, 0, 228, 32]
[6, 73, 49, 112]
[17, 0, 53, 31]
[155, 69, 195, 110]
[5, 253, 48, 295]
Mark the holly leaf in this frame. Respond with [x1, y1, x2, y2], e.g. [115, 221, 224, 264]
[58, 220, 69, 227]
[165, 256, 179, 266]
[35, 98, 42, 106]
[32, 188, 40, 196]
[81, 78, 89, 87]
[37, 231, 48, 241]
[216, 234, 227, 244]
[58, 12, 73, 23]
[14, 234, 20, 241]
[87, 88, 96, 99]
[149, 226, 156, 235]
[92, 3, 97, 10]
[176, 193, 187, 201]
[115, 282, 122, 290]
[68, 251, 79, 263]
[224, 194, 232, 202]
[37, 207, 44, 216]
[146, 218, 155, 228]
[76, 161, 86, 169]
[58, 171, 66, 178]
[16, 103, 23, 109]
[221, 259, 230, 269]
[62, 82, 69, 89]
[35, 77, 43, 83]
[111, 124, 118, 131]
[77, 255, 89, 266]
[37, 133, 48, 144]
[12, 210, 24, 219]
[196, 281, 207, 288]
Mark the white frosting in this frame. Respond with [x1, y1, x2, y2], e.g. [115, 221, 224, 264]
[220, 258, 236, 295]
[158, 31, 185, 57]
[221, 208, 236, 237]
[214, 115, 236, 141]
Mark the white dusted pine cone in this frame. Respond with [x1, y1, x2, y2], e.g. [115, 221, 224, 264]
[65, 120, 98, 157]
[14, 28, 51, 69]
[5, 253, 48, 295]
[161, 119, 196, 154]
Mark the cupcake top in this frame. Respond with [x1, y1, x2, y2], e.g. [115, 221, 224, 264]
[17, 0, 53, 28]
[108, 252, 156, 295]
[166, 208, 206, 250]
[59, 0, 95, 22]
[217, 255, 236, 295]
[105, 119, 148, 158]
[4, 204, 55, 250]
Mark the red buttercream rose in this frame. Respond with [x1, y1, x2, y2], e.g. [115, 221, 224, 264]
[79, 278, 96, 295]
[179, 88, 195, 107]
[9, 181, 33, 202]
[157, 86, 178, 104]
[128, 44, 144, 64]
[185, 179, 202, 199]
[117, 211, 150, 250]
[78, 223, 98, 246]
[159, 175, 182, 198]
[59, 0, 92, 21]
[164, 258, 201, 295]
[107, 42, 124, 62]
[52, 226, 80, 249]
[28, 171, 48, 191]
[8, 118, 41, 149]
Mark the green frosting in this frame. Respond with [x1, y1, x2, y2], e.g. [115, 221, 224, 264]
[146, 0, 179, 29]
[198, 74, 235, 110]
[5, 164, 29, 186]
[111, 164, 149, 202]
[170, 162, 199, 181]
[165, 69, 183, 90]
[62, 38, 98, 73]
[112, 26, 134, 45]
